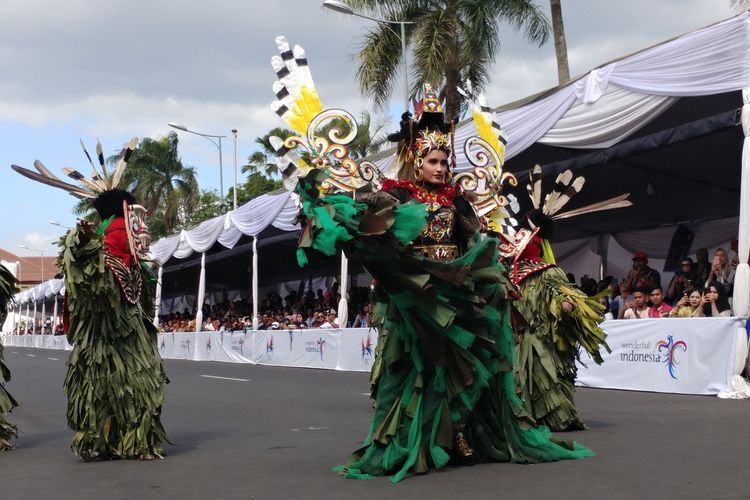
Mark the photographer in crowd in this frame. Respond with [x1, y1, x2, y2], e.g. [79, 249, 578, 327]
[666, 258, 699, 305]
[702, 282, 733, 317]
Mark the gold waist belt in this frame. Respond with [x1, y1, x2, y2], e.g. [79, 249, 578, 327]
[413, 244, 459, 261]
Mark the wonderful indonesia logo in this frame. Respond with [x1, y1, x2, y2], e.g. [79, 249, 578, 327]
[305, 337, 326, 361]
[361, 333, 374, 365]
[620, 334, 688, 379]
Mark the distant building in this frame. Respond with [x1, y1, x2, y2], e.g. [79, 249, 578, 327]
[0, 248, 60, 290]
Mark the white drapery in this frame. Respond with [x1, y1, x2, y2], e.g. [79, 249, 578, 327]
[252, 236, 259, 331]
[337, 251, 349, 328]
[375, 13, 750, 171]
[195, 252, 206, 331]
[721, 87, 750, 398]
[153, 265, 163, 326]
[149, 191, 299, 265]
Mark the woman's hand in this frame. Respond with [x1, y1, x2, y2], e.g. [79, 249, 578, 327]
[677, 296, 688, 307]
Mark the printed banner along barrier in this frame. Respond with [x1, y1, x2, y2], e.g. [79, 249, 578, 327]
[577, 317, 741, 395]
[3, 318, 746, 393]
[1, 328, 378, 373]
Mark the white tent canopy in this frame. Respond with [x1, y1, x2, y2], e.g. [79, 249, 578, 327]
[149, 190, 299, 264]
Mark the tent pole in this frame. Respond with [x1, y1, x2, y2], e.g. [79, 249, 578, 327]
[723, 88, 750, 396]
[41, 294, 46, 334]
[195, 252, 206, 332]
[337, 251, 349, 327]
[252, 236, 259, 331]
[52, 294, 58, 336]
[32, 296, 37, 335]
[153, 265, 163, 327]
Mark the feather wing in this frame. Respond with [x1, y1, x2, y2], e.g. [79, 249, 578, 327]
[526, 165, 543, 209]
[110, 137, 138, 189]
[545, 173, 585, 216]
[269, 135, 313, 191]
[552, 194, 632, 220]
[11, 164, 92, 199]
[270, 36, 323, 135]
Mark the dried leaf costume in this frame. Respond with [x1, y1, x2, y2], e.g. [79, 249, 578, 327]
[12, 140, 168, 459]
[0, 263, 20, 450]
[499, 166, 630, 431]
[268, 37, 592, 482]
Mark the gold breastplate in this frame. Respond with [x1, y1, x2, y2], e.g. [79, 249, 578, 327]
[413, 205, 458, 261]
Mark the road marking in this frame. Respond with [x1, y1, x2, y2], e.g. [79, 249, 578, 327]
[11, 351, 18, 354]
[199, 375, 249, 382]
[361, 392, 371, 396]
[48, 357, 59, 361]
[27, 354, 36, 357]
[291, 426, 329, 432]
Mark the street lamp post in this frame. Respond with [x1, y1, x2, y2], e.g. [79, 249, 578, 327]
[323, 0, 413, 111]
[168, 122, 229, 212]
[232, 129, 238, 211]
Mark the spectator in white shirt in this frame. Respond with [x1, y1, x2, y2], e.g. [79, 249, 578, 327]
[623, 288, 650, 319]
[319, 309, 339, 329]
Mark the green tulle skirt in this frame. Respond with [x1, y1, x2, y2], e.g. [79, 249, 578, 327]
[0, 264, 19, 450]
[295, 186, 592, 482]
[61, 227, 168, 460]
[514, 266, 609, 431]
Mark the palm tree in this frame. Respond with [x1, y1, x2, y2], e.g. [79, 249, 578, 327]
[550, 0, 570, 84]
[345, 0, 550, 121]
[120, 132, 199, 236]
[241, 127, 296, 177]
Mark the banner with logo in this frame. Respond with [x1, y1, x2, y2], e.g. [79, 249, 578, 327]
[337, 329, 379, 372]
[577, 317, 740, 394]
[254, 328, 341, 370]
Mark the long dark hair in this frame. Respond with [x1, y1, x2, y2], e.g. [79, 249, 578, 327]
[704, 281, 731, 316]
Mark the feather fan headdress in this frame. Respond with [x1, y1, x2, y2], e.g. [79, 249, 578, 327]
[526, 164, 632, 221]
[11, 137, 139, 199]
[453, 84, 517, 235]
[269, 36, 381, 193]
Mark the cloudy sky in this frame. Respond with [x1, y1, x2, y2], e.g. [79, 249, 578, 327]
[0, 0, 738, 256]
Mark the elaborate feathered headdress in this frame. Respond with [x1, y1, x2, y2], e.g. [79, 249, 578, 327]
[525, 164, 632, 223]
[452, 85, 517, 235]
[269, 36, 381, 193]
[386, 83, 455, 181]
[11, 138, 139, 200]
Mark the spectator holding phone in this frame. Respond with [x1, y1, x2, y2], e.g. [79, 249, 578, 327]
[702, 282, 733, 317]
[625, 252, 661, 293]
[669, 289, 704, 317]
[666, 258, 699, 305]
[705, 248, 735, 297]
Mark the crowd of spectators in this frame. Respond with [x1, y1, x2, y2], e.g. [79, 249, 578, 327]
[158, 283, 373, 333]
[577, 247, 739, 320]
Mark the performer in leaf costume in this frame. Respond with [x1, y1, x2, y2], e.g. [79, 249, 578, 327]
[498, 165, 630, 430]
[0, 263, 20, 450]
[12, 140, 168, 460]
[267, 36, 592, 482]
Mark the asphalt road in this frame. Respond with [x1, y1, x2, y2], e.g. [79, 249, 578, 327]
[1, 346, 748, 500]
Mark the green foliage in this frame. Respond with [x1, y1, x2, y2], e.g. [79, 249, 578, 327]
[183, 189, 225, 228]
[346, 0, 550, 120]
[120, 132, 199, 238]
[231, 173, 282, 206]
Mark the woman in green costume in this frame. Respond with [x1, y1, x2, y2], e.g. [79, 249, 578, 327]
[0, 263, 20, 450]
[293, 88, 592, 482]
[12, 141, 168, 459]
